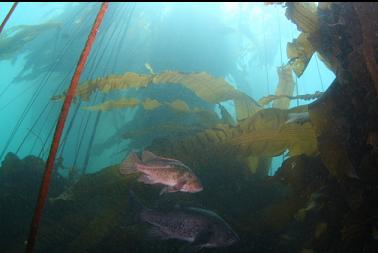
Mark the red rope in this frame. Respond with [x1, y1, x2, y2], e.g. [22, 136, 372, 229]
[0, 2, 18, 34]
[25, 3, 109, 252]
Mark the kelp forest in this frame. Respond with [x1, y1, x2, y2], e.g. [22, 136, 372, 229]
[0, 2, 378, 253]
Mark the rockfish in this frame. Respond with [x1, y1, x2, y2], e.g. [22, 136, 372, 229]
[129, 190, 239, 253]
[120, 151, 203, 195]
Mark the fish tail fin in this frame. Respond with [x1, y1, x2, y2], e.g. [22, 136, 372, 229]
[120, 151, 141, 175]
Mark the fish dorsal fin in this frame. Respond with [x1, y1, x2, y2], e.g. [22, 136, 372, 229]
[142, 150, 185, 165]
[142, 150, 158, 162]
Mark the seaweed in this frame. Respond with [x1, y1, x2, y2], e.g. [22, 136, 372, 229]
[285, 2, 319, 34]
[259, 91, 324, 107]
[148, 107, 318, 161]
[0, 22, 62, 61]
[287, 33, 315, 77]
[53, 71, 261, 121]
[272, 64, 295, 109]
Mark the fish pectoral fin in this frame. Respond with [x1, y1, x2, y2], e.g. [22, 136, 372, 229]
[159, 180, 186, 195]
[192, 228, 213, 245]
[159, 186, 179, 195]
[138, 175, 155, 184]
[179, 228, 212, 253]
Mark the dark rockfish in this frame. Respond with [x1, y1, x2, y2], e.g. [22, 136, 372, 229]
[129, 191, 239, 253]
[120, 151, 203, 195]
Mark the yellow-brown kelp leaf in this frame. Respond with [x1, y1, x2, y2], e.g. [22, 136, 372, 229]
[239, 107, 316, 157]
[285, 2, 319, 34]
[153, 107, 318, 159]
[248, 64, 295, 176]
[229, 107, 318, 157]
[287, 33, 316, 77]
[151, 71, 260, 120]
[53, 71, 261, 120]
[259, 91, 324, 107]
[69, 72, 151, 102]
[283, 121, 318, 157]
[169, 100, 190, 112]
[273, 64, 295, 109]
[141, 98, 161, 110]
[82, 98, 140, 112]
[83, 98, 192, 113]
[231, 109, 289, 157]
[234, 93, 261, 121]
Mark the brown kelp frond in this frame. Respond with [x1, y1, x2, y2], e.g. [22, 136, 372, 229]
[149, 107, 318, 159]
[259, 91, 324, 107]
[285, 2, 319, 34]
[53, 71, 261, 120]
[287, 32, 315, 77]
[272, 64, 295, 109]
[229, 107, 318, 157]
[82, 98, 140, 112]
[0, 22, 62, 60]
[284, 3, 320, 77]
[82, 98, 199, 114]
[246, 63, 295, 176]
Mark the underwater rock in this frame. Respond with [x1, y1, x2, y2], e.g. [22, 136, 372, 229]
[0, 153, 66, 252]
[285, 2, 378, 252]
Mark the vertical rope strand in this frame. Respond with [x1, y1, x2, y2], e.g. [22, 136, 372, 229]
[314, 53, 324, 91]
[25, 3, 109, 252]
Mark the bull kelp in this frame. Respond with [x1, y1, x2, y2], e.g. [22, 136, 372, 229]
[1, 2, 378, 253]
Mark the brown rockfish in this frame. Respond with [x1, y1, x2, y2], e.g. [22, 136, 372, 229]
[128, 190, 239, 253]
[120, 151, 203, 195]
